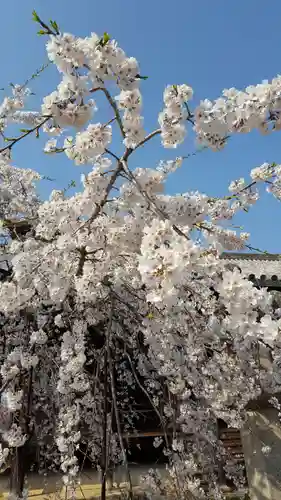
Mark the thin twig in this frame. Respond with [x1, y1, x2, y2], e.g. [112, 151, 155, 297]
[104, 148, 120, 162]
[20, 61, 51, 92]
[33, 13, 57, 36]
[103, 116, 117, 128]
[128, 128, 161, 155]
[0, 116, 50, 153]
[78, 485, 87, 500]
[125, 352, 169, 448]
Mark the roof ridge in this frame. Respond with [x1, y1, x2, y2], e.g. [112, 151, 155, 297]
[221, 252, 281, 261]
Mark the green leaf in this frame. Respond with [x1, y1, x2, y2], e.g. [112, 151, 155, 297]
[99, 32, 111, 47]
[103, 32, 110, 44]
[37, 30, 48, 36]
[50, 20, 59, 34]
[20, 129, 32, 133]
[32, 10, 40, 23]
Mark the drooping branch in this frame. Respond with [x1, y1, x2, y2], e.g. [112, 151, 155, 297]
[108, 316, 133, 500]
[125, 352, 169, 448]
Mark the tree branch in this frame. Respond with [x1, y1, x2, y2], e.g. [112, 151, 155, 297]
[0, 116, 51, 153]
[132, 128, 161, 152]
[76, 247, 87, 277]
[104, 148, 120, 162]
[121, 159, 190, 240]
[0, 378, 13, 396]
[90, 86, 125, 138]
[74, 162, 123, 233]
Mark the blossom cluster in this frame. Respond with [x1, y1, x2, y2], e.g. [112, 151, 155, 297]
[116, 88, 145, 148]
[0, 443, 9, 468]
[159, 84, 193, 148]
[56, 321, 89, 485]
[194, 76, 281, 149]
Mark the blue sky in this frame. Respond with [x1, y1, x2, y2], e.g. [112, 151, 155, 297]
[2, 0, 281, 252]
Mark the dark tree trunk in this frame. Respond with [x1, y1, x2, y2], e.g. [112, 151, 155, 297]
[9, 368, 34, 498]
[9, 446, 26, 498]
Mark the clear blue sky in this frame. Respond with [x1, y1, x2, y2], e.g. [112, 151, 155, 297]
[2, 0, 281, 252]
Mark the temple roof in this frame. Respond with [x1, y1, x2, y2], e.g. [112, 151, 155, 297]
[221, 252, 281, 285]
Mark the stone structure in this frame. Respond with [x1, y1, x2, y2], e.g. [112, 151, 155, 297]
[242, 409, 281, 500]
[221, 251, 281, 287]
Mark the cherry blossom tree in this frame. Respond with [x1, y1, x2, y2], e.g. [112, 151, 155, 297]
[1, 11, 281, 500]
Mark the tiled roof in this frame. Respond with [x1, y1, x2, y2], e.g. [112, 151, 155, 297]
[221, 252, 281, 283]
